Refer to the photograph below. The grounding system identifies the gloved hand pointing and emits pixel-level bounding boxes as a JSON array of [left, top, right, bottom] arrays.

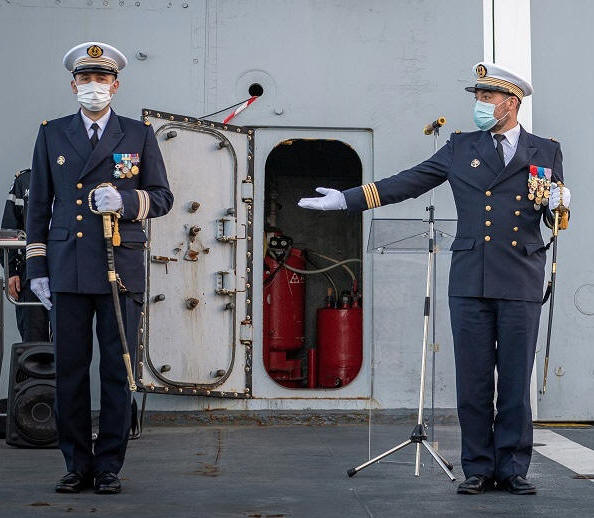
[[297, 187, 347, 211], [94, 185, 123, 212], [31, 277, 52, 310]]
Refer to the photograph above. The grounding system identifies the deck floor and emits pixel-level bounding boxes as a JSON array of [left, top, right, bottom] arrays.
[[1, 422, 593, 517]]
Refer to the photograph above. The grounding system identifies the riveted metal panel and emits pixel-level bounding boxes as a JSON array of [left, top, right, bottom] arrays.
[[136, 109, 254, 398]]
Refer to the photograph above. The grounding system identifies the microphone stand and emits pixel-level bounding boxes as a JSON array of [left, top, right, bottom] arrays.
[[347, 119, 455, 481]]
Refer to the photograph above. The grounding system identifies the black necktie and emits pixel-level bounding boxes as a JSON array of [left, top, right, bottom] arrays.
[[89, 122, 99, 149], [494, 133, 506, 166]]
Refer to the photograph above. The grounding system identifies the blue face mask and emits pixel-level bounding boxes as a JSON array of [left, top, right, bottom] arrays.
[[473, 98, 510, 131]]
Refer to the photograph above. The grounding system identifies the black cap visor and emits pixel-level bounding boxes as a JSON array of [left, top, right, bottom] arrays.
[[465, 84, 511, 95], [73, 65, 118, 77]]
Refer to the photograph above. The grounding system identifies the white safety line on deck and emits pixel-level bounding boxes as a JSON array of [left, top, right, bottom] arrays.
[[534, 429, 594, 482]]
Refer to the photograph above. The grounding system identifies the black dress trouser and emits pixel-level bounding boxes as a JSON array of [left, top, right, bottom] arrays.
[[51, 291, 142, 476], [449, 296, 541, 481]]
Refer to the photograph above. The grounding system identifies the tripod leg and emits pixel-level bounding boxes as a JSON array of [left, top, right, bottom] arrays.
[[347, 439, 413, 477], [434, 447, 454, 471], [422, 440, 456, 481]]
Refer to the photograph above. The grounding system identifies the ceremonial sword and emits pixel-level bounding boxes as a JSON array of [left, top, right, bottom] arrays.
[[89, 182, 137, 392], [541, 182, 568, 394]]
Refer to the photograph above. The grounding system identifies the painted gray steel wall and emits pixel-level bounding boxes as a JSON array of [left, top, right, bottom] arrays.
[[532, 1, 593, 420], [0, 0, 482, 410]]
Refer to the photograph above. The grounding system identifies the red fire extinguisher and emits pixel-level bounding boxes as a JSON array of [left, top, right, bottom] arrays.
[[263, 236, 306, 387], [316, 290, 363, 388]]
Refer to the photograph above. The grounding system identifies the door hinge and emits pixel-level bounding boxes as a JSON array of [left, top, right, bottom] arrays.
[[240, 319, 253, 344], [241, 179, 254, 203]]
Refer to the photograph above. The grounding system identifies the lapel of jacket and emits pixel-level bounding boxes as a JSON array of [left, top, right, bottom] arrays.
[[78, 110, 125, 181], [488, 126, 537, 189], [471, 130, 503, 177], [64, 111, 93, 162]]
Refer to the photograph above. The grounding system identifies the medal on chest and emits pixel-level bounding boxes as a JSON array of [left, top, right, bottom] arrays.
[[113, 153, 140, 179], [528, 165, 552, 210]]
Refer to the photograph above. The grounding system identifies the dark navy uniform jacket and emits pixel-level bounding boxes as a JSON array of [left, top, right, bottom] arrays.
[[26, 110, 173, 294], [343, 127, 563, 303], [1, 168, 31, 277]]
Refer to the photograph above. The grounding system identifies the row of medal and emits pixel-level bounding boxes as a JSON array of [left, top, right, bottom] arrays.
[[113, 153, 140, 179], [528, 165, 552, 210]]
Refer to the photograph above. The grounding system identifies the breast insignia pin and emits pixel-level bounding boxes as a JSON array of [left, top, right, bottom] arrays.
[[471, 158, 480, 168], [57, 155, 65, 166]]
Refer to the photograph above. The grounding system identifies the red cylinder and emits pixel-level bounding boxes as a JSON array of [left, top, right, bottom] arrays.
[[316, 307, 363, 388], [263, 248, 306, 386]]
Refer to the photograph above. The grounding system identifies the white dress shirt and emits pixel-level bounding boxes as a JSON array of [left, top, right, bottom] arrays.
[[80, 108, 111, 140], [491, 123, 520, 166]]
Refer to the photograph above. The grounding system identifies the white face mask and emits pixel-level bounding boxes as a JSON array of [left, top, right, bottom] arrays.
[[75, 81, 113, 111]]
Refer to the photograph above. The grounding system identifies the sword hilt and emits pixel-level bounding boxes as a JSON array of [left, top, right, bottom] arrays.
[[89, 183, 121, 246]]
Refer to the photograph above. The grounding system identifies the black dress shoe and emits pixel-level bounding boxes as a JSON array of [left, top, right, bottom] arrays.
[[94, 472, 121, 494], [499, 475, 537, 495], [457, 474, 495, 494], [55, 472, 92, 493]]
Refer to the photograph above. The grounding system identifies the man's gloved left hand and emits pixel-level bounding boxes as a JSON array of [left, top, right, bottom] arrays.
[[550, 182, 571, 210], [298, 187, 347, 211], [94, 186, 123, 212], [31, 277, 52, 310]]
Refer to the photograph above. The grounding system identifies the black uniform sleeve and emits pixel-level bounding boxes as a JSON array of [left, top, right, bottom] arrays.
[[119, 124, 174, 221], [25, 124, 54, 280], [342, 134, 454, 211]]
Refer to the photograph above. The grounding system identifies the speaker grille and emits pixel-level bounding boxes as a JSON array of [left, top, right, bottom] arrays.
[[13, 382, 58, 445]]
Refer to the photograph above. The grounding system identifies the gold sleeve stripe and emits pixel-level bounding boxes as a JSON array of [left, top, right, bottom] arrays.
[[26, 243, 47, 259], [369, 183, 381, 208], [362, 183, 381, 209], [135, 190, 150, 220], [361, 184, 373, 209]]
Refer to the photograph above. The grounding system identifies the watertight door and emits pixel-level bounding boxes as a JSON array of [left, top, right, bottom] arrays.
[[136, 109, 255, 399]]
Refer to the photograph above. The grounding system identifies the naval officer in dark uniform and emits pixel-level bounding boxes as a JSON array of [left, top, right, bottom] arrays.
[[298, 63, 571, 495], [26, 42, 173, 494], [1, 168, 50, 341]]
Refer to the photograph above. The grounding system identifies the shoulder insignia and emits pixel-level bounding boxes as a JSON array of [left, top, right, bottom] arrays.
[[41, 120, 47, 126], [455, 129, 461, 134], [144, 119, 151, 126], [549, 137, 558, 143]]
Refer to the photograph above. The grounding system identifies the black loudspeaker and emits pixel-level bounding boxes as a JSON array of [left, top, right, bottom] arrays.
[[6, 342, 58, 448]]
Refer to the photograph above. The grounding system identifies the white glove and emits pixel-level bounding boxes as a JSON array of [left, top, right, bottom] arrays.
[[550, 182, 571, 210], [297, 187, 347, 211], [30, 277, 52, 310], [94, 186, 123, 212]]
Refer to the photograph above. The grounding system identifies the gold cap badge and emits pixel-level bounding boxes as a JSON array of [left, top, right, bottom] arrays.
[[476, 64, 487, 78], [87, 45, 103, 58]]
